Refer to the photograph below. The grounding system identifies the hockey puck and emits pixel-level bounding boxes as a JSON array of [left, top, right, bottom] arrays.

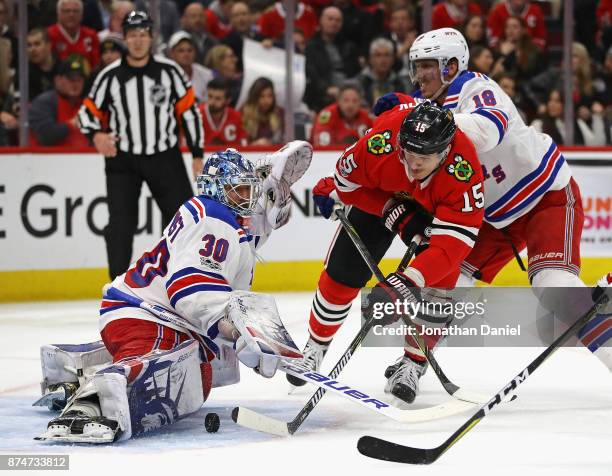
[[205, 412, 220, 433]]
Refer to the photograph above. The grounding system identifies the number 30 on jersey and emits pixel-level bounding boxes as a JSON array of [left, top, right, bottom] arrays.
[[461, 183, 484, 212]]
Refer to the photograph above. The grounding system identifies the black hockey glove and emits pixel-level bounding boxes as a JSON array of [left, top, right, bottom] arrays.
[[382, 199, 433, 246], [364, 272, 421, 327]]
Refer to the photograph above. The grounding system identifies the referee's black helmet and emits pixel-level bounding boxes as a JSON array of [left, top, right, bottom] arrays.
[[122, 11, 153, 35]]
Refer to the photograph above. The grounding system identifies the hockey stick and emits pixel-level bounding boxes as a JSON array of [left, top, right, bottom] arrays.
[[357, 291, 611, 464], [334, 207, 497, 405]]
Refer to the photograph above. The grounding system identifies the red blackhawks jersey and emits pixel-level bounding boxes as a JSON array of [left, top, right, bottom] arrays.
[[47, 24, 100, 69], [431, 2, 482, 30], [311, 104, 373, 146], [199, 104, 247, 148], [257, 2, 318, 40], [333, 103, 484, 287]]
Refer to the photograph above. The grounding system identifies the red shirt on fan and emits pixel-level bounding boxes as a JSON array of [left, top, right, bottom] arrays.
[[206, 9, 231, 40], [487, 1, 547, 49], [431, 2, 482, 30], [198, 103, 247, 148], [257, 2, 318, 40], [47, 24, 100, 69], [311, 103, 373, 146], [332, 100, 484, 287]]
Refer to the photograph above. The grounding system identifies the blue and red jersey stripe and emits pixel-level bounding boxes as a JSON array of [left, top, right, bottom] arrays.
[[485, 142, 565, 223], [166, 267, 232, 308]]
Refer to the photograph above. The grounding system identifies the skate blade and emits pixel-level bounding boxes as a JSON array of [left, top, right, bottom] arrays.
[[34, 433, 114, 444]]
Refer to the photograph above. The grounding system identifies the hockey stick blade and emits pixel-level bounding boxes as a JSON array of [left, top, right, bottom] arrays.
[[357, 292, 610, 464], [233, 397, 477, 436]]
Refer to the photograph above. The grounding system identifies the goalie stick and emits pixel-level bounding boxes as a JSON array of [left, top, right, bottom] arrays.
[[356, 290, 611, 465]]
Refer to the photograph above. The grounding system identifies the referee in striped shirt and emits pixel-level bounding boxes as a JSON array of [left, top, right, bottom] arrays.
[[79, 11, 205, 279]]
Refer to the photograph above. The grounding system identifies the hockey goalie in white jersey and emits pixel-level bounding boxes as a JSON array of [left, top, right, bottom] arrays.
[[372, 27, 612, 383], [34, 142, 313, 443]]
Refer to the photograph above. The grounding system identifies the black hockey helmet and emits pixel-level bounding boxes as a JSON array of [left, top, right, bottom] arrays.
[[398, 101, 456, 155], [122, 10, 153, 35]]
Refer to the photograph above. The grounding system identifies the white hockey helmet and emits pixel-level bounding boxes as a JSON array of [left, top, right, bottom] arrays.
[[408, 28, 469, 84]]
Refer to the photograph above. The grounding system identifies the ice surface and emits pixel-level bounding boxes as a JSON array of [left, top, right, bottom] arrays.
[[0, 294, 611, 476]]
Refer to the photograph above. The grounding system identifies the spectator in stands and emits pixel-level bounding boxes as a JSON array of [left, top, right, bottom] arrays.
[[205, 44, 242, 107], [199, 77, 247, 147], [257, 1, 318, 42], [384, 5, 419, 73], [461, 14, 487, 48], [81, 0, 113, 32], [98, 1, 134, 41], [432, 0, 482, 31], [222, 2, 258, 71], [0, 0, 16, 68], [333, 0, 384, 60], [28, 27, 60, 100], [304, 6, 360, 112], [206, 0, 234, 39], [488, 0, 547, 50], [29, 58, 89, 147], [48, 0, 100, 69], [597, 0, 612, 57], [135, 0, 180, 41], [354, 37, 411, 109], [311, 83, 372, 146], [241, 77, 284, 145], [529, 42, 598, 110], [468, 45, 504, 76], [531, 88, 607, 145], [85, 34, 124, 94], [594, 46, 612, 107], [496, 16, 546, 81], [168, 31, 213, 102], [494, 71, 528, 121], [181, 2, 218, 64], [0, 37, 16, 146]]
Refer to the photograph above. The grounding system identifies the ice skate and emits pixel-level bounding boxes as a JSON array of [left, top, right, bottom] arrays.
[[36, 407, 120, 444], [384, 356, 427, 405], [286, 338, 329, 389]]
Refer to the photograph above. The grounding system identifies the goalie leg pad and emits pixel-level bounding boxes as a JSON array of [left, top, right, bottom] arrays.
[[38, 341, 112, 396], [63, 339, 206, 441]]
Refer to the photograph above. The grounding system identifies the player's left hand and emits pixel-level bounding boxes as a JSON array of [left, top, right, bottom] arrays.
[[313, 176, 339, 219], [382, 199, 432, 246], [373, 92, 402, 116]]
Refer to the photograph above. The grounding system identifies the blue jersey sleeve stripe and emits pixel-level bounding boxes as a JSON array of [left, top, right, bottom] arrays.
[[169, 284, 232, 308], [472, 108, 505, 144], [166, 267, 227, 288], [183, 201, 200, 224]]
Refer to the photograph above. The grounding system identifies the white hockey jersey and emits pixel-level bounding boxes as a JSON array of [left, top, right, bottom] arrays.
[[100, 196, 259, 360], [416, 71, 572, 229]]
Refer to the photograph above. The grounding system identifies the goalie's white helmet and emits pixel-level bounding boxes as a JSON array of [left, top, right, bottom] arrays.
[[408, 28, 469, 84]]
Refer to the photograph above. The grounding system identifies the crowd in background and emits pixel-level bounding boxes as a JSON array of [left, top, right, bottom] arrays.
[[0, 0, 611, 148]]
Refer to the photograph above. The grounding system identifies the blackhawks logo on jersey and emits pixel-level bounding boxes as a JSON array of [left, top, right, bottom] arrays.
[[447, 154, 474, 182], [318, 110, 331, 124], [367, 130, 393, 155]]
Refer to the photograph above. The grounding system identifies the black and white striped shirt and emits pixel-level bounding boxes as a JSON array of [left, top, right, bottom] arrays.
[[79, 55, 204, 157]]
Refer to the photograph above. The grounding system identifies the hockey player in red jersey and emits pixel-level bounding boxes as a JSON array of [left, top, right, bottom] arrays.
[[288, 101, 485, 403]]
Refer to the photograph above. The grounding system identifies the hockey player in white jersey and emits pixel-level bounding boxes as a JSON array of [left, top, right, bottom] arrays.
[[34, 142, 313, 443], [372, 28, 612, 378]]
